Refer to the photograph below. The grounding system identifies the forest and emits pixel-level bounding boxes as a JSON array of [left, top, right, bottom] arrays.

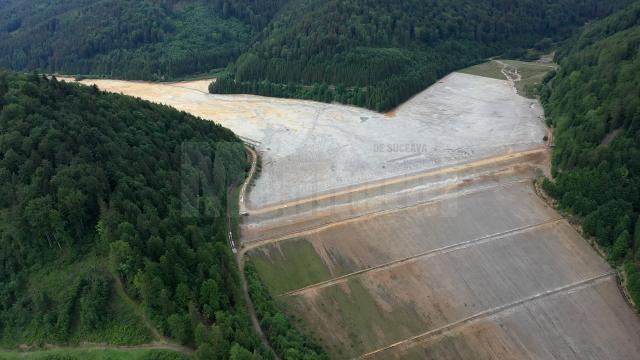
[[541, 0, 640, 306], [0, 71, 266, 358], [245, 263, 328, 360], [210, 0, 633, 111], [0, 0, 633, 110], [0, 0, 287, 80]]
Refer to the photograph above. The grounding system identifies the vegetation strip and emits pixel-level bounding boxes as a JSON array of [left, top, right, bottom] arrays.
[[280, 218, 564, 297], [244, 262, 329, 359], [0, 347, 192, 360], [357, 272, 616, 359], [236, 145, 327, 359]]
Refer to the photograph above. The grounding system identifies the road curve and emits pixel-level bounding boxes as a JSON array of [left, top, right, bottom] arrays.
[[239, 145, 258, 216]]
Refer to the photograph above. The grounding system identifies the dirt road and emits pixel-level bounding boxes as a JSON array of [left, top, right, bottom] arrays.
[[239, 145, 258, 216], [234, 145, 281, 360]]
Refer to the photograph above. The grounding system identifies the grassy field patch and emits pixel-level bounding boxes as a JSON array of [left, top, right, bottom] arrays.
[[501, 59, 557, 97], [458, 61, 506, 80], [286, 278, 426, 358], [249, 239, 332, 295], [459, 59, 557, 98], [0, 348, 190, 360], [1, 257, 153, 348]]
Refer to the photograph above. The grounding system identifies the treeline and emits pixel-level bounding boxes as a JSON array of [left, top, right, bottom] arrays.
[[540, 1, 640, 305], [0, 71, 270, 357], [245, 262, 328, 360], [210, 70, 435, 111], [210, 0, 632, 111], [211, 48, 452, 111], [0, 0, 630, 103], [0, 0, 286, 81]]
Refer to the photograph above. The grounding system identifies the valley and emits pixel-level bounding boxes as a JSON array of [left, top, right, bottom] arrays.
[[61, 59, 640, 359], [1, 1, 639, 359]]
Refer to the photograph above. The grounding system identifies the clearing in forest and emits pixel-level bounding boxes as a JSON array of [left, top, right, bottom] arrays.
[[460, 59, 558, 97]]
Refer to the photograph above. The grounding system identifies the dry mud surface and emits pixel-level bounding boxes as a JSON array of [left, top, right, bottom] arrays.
[[241, 149, 547, 243], [66, 73, 545, 207], [252, 182, 640, 359], [249, 181, 560, 294], [367, 277, 639, 360]]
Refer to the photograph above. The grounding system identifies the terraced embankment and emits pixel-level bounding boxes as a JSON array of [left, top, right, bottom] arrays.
[[63, 72, 546, 208], [245, 176, 640, 359], [236, 70, 640, 358], [62, 63, 640, 359]]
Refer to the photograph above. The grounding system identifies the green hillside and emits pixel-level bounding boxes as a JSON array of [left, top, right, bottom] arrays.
[[210, 0, 631, 111], [0, 0, 286, 80], [0, 71, 262, 357], [0, 0, 632, 111], [0, 348, 190, 360], [541, 1, 640, 306]]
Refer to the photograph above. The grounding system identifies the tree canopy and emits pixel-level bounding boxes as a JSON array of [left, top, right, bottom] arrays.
[[0, 0, 632, 110], [541, 0, 640, 305], [210, 0, 632, 111], [0, 71, 269, 357], [0, 0, 287, 80]]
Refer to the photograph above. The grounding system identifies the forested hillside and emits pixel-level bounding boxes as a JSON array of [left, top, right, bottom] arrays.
[[210, 0, 631, 111], [0, 0, 287, 80], [541, 1, 640, 306], [0, 71, 262, 356], [0, 0, 631, 110]]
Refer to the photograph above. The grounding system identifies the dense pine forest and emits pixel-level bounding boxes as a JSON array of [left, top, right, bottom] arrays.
[[541, 1, 640, 306], [0, 0, 287, 80], [210, 0, 632, 111], [0, 0, 633, 110], [0, 71, 263, 357]]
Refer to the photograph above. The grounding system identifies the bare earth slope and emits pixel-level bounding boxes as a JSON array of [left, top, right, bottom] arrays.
[[246, 178, 640, 359]]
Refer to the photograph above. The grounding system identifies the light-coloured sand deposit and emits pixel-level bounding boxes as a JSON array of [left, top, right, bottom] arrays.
[[65, 73, 546, 207]]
